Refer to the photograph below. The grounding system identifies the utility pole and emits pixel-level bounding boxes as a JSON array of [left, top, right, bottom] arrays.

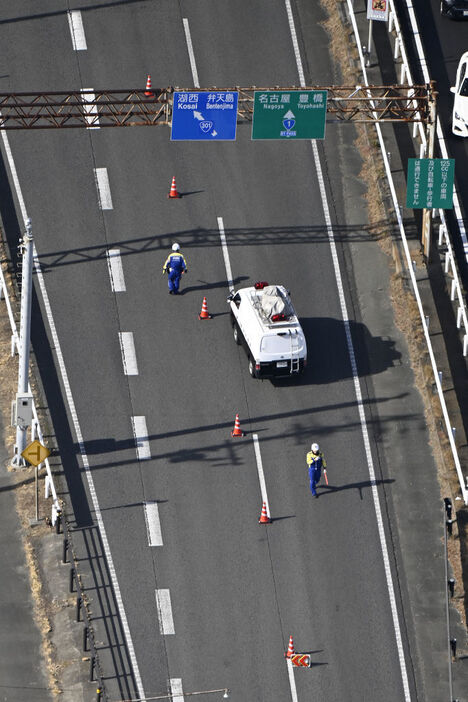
[[12, 218, 34, 466], [422, 83, 438, 260]]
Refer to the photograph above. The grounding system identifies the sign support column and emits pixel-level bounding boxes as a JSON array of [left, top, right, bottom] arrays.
[[12, 219, 33, 466], [422, 85, 437, 260]]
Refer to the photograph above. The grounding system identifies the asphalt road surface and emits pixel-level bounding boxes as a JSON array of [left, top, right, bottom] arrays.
[[0, 1, 442, 700]]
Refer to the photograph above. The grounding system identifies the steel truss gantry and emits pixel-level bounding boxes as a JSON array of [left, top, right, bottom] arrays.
[[0, 84, 434, 129]]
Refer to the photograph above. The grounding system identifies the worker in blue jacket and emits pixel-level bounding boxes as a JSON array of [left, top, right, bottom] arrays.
[[163, 243, 188, 294], [306, 442, 327, 498]]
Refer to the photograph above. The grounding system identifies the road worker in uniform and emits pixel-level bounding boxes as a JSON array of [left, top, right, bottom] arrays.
[[163, 243, 188, 294], [306, 442, 326, 498]]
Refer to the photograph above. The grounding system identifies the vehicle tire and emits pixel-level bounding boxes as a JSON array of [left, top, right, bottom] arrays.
[[233, 323, 242, 345], [248, 357, 257, 378]]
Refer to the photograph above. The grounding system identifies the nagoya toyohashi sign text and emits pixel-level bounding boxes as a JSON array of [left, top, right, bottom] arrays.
[[367, 0, 389, 21]]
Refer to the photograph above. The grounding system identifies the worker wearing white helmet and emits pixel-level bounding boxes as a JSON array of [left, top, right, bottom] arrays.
[[162, 243, 188, 294], [306, 442, 327, 498]]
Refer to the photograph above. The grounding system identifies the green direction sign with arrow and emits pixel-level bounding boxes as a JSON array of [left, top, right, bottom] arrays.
[[252, 90, 328, 140]]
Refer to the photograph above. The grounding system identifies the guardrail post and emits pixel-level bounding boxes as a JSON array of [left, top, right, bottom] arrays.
[[446, 519, 454, 536], [76, 596, 81, 622], [448, 578, 455, 597], [54, 507, 62, 534], [62, 538, 68, 564], [83, 625, 88, 652], [69, 567, 75, 593], [451, 279, 456, 302], [450, 638, 457, 660], [438, 224, 445, 246], [96, 688, 102, 702], [44, 474, 50, 499], [89, 655, 95, 682], [444, 251, 450, 274], [444, 498, 452, 519], [457, 307, 462, 328], [463, 335, 468, 357], [393, 35, 399, 61]]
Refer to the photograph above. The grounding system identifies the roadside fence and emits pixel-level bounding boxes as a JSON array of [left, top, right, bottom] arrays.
[[345, 0, 468, 504], [61, 513, 107, 702]]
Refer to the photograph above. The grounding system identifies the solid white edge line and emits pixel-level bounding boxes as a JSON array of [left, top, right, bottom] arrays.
[[286, 659, 299, 702], [170, 678, 185, 702], [118, 332, 139, 376], [285, 4, 411, 701], [217, 216, 234, 292], [67, 10, 87, 51], [131, 416, 151, 460], [0, 117, 146, 702], [106, 248, 126, 292], [182, 18, 200, 88], [144, 501, 163, 546], [252, 434, 271, 518], [81, 88, 100, 130], [94, 167, 113, 210], [155, 589, 175, 635]]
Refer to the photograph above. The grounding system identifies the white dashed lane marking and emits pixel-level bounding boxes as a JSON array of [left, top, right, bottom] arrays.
[[217, 216, 234, 292], [81, 89, 100, 129], [67, 10, 87, 50], [252, 434, 271, 520], [118, 332, 138, 376], [131, 416, 151, 460], [182, 18, 200, 88], [143, 501, 163, 546], [94, 168, 113, 210], [155, 589, 175, 635], [170, 678, 184, 702], [106, 249, 126, 292]]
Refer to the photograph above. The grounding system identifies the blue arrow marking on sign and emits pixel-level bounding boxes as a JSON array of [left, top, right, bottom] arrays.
[[171, 91, 239, 141]]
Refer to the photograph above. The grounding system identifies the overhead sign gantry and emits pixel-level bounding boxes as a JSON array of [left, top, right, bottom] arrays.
[[0, 84, 433, 130]]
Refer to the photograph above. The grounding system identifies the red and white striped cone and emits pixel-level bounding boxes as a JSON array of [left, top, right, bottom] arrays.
[[285, 636, 295, 659], [167, 176, 181, 199], [258, 501, 271, 524], [198, 297, 212, 320], [231, 413, 244, 437], [145, 74, 154, 96]]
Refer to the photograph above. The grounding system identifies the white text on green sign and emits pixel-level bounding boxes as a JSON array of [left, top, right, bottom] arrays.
[[252, 90, 328, 140]]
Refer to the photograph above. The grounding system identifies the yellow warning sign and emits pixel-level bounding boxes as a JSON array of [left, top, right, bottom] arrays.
[[21, 440, 50, 467]]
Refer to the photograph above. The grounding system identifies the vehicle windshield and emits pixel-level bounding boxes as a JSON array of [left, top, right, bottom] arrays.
[[460, 78, 468, 97]]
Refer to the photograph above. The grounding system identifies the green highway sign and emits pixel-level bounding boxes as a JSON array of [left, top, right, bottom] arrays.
[[252, 90, 327, 140], [406, 158, 455, 209]]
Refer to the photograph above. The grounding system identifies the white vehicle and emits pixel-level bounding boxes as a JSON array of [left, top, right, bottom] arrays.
[[451, 51, 468, 137], [227, 282, 307, 378]]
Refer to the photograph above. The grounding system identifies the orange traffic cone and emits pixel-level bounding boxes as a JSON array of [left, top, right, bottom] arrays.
[[231, 414, 244, 437], [285, 636, 295, 659], [198, 297, 212, 320], [258, 501, 271, 524], [145, 74, 154, 96], [168, 176, 181, 199]]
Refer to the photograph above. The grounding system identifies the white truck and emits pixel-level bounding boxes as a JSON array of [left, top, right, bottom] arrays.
[[227, 282, 307, 379]]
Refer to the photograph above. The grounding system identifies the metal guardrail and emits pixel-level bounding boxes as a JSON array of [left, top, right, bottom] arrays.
[[0, 260, 61, 522], [345, 0, 468, 504]]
